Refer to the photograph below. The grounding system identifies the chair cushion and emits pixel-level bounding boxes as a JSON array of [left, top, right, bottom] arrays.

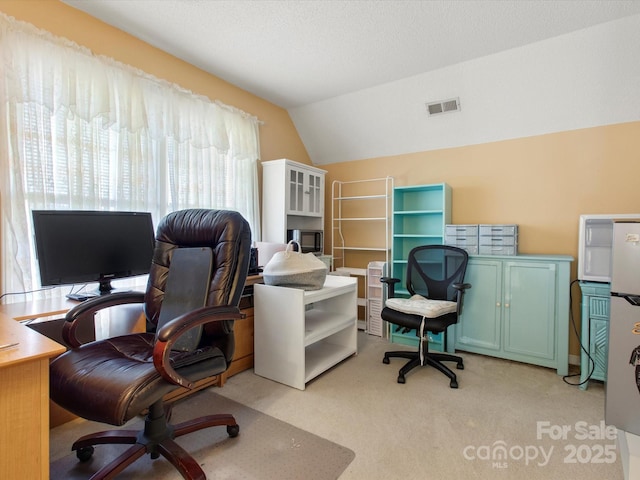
[[50, 332, 228, 426], [385, 294, 457, 318]]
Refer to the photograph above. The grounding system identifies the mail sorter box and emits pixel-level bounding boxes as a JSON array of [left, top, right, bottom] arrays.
[[445, 225, 479, 244], [479, 245, 518, 255], [444, 236, 478, 254], [479, 224, 518, 255], [479, 224, 518, 237], [445, 235, 479, 246], [445, 224, 479, 237], [445, 242, 478, 255], [479, 235, 517, 246], [445, 224, 479, 255]]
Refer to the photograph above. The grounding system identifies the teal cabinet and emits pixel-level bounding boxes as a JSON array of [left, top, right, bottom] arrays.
[[503, 261, 557, 361], [455, 254, 573, 375], [454, 258, 502, 352], [389, 183, 452, 352], [578, 282, 610, 390]]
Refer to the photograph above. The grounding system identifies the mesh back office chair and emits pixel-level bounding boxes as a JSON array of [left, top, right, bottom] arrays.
[[381, 245, 470, 388], [50, 209, 251, 480]]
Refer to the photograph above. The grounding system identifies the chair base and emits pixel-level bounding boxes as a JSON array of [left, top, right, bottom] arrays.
[[383, 349, 464, 388], [72, 400, 239, 480]]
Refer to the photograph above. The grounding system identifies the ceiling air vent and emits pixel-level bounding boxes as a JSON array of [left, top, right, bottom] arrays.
[[426, 97, 460, 116]]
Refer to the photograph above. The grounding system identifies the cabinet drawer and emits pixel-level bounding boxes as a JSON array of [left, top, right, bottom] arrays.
[[479, 224, 518, 236], [479, 235, 517, 246], [445, 235, 479, 246], [445, 224, 479, 236], [368, 300, 382, 316], [478, 245, 517, 255], [444, 243, 478, 255], [368, 268, 383, 278], [368, 286, 382, 300], [589, 297, 610, 319]]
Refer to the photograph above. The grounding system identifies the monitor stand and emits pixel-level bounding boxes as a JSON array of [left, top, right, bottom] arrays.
[[66, 279, 135, 302]]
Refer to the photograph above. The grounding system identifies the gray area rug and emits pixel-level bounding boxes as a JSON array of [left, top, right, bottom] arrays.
[[50, 389, 355, 479]]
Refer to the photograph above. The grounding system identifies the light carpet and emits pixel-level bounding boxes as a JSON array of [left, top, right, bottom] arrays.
[[214, 332, 625, 480], [50, 390, 355, 479]]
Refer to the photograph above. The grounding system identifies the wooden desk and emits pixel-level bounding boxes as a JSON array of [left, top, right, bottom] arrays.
[[0, 296, 81, 322], [164, 274, 261, 402], [0, 275, 261, 479], [0, 308, 65, 480]]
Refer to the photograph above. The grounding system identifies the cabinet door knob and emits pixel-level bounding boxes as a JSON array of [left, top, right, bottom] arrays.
[[496, 302, 501, 307], [505, 303, 510, 308]]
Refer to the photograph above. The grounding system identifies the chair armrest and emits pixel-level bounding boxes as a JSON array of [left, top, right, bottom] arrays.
[[380, 277, 400, 298], [452, 282, 472, 315], [63, 291, 146, 347], [153, 305, 245, 389]]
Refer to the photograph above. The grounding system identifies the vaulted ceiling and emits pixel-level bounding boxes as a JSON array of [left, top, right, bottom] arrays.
[[62, 1, 640, 164]]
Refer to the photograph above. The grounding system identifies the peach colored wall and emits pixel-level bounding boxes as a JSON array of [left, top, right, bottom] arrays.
[[323, 122, 640, 262]]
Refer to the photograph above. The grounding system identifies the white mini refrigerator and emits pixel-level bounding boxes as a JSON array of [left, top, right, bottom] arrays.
[[605, 221, 640, 435]]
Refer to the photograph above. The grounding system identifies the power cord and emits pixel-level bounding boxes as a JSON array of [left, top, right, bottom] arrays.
[[0, 286, 56, 304], [68, 284, 90, 295], [562, 278, 597, 387], [1, 285, 91, 325]]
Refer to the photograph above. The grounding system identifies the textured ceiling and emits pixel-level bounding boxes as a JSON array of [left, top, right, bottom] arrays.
[[61, 0, 640, 109]]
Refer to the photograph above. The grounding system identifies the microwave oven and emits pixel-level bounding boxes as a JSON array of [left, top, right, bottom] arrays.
[[578, 214, 640, 283], [287, 229, 323, 254]]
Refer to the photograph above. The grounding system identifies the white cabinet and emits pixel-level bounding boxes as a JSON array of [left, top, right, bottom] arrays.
[[286, 165, 324, 216], [366, 261, 387, 337], [262, 159, 327, 245], [254, 275, 358, 390]]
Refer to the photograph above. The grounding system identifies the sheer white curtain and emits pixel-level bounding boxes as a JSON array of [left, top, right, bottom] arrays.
[[0, 13, 261, 301]]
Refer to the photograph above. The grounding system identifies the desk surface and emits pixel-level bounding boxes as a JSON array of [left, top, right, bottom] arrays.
[[0, 274, 263, 363], [0, 307, 65, 367], [0, 296, 81, 321]]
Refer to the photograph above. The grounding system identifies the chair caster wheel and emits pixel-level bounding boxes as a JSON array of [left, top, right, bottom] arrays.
[[227, 424, 240, 438], [76, 446, 94, 462], [383, 357, 390, 364], [450, 379, 459, 389], [397, 375, 406, 384], [457, 363, 464, 370]]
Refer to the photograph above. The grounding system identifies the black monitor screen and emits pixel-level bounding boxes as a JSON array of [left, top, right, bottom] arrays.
[[32, 210, 155, 293]]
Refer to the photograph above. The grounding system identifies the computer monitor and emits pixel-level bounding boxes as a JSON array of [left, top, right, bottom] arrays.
[[32, 210, 155, 295]]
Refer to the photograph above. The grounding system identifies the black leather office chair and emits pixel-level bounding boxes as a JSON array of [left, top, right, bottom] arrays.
[[50, 208, 251, 480], [381, 245, 470, 388]]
